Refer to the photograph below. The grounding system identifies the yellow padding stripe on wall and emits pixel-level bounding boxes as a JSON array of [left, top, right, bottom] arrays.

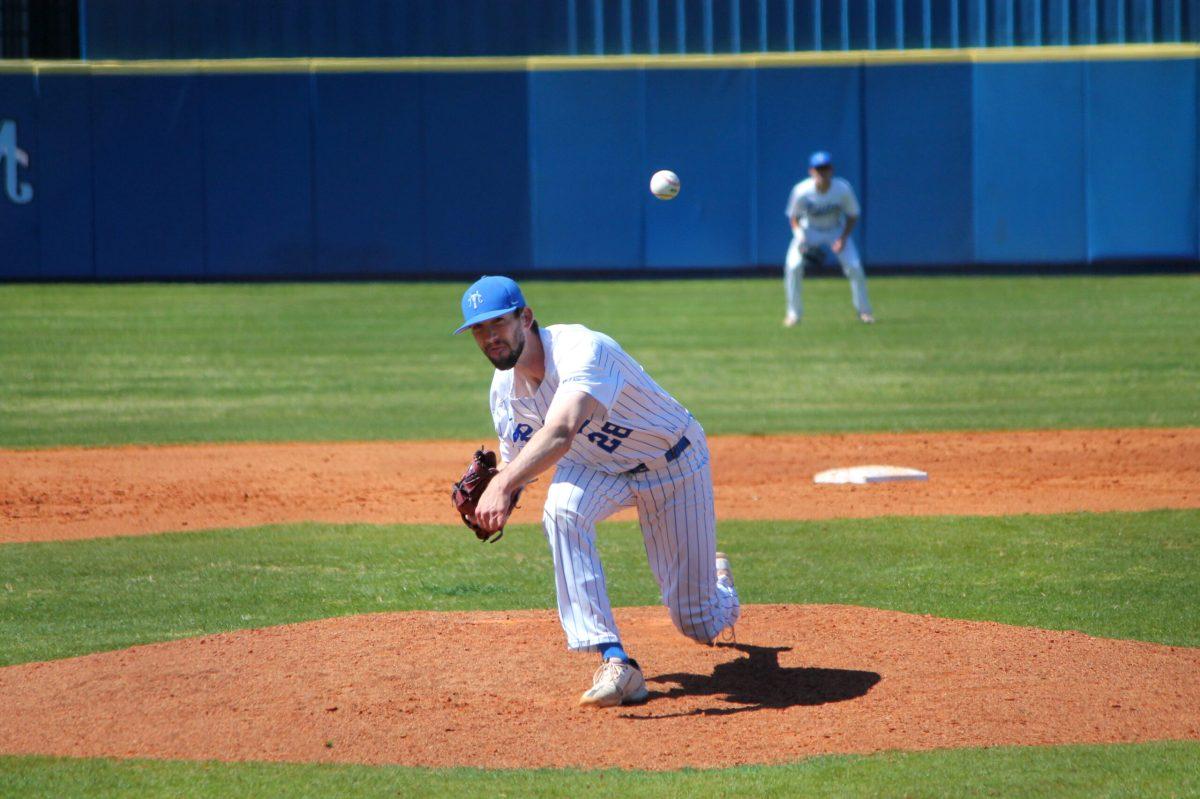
[[1, 42, 1198, 75]]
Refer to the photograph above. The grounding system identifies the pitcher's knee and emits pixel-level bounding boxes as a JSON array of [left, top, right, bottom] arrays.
[[668, 605, 723, 644], [542, 503, 581, 531], [541, 487, 586, 532]]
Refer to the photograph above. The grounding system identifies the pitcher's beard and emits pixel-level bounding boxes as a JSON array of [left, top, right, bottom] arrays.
[[488, 337, 524, 370]]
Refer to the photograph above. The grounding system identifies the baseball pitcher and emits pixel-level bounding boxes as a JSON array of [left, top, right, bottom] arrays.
[[451, 275, 740, 708]]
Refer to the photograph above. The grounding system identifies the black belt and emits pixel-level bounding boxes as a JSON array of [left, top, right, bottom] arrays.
[[625, 435, 691, 475]]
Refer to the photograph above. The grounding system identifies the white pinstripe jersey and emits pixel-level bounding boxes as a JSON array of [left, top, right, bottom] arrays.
[[490, 324, 693, 475]]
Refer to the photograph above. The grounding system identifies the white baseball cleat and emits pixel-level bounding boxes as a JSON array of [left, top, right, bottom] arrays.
[[579, 658, 649, 708], [783, 312, 799, 327], [715, 551, 735, 588], [715, 551, 738, 642], [858, 312, 875, 324]]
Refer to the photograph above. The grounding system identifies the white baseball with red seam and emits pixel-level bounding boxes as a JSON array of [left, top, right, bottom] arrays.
[[649, 170, 680, 200]]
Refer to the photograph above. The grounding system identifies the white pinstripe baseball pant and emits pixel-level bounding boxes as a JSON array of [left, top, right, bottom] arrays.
[[542, 421, 740, 651]]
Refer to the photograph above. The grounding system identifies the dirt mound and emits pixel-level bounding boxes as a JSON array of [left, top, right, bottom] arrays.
[[3, 428, 1198, 542], [1, 604, 1196, 770]]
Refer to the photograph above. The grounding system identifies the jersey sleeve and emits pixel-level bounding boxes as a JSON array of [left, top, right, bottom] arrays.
[[554, 335, 624, 414], [840, 181, 861, 217]]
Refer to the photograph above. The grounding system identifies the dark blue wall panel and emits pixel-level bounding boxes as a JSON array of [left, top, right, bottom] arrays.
[[34, 75, 95, 279], [202, 74, 315, 278], [644, 69, 754, 269], [864, 64, 974, 266], [1085, 59, 1199, 260], [90, 75, 205, 278], [973, 62, 1087, 263], [528, 70, 644, 270], [312, 72, 426, 275], [0, 75, 38, 280], [421, 72, 531, 273], [754, 65, 863, 266]]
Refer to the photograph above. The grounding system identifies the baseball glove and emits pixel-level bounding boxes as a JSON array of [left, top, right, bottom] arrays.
[[800, 246, 828, 270], [451, 447, 520, 543]]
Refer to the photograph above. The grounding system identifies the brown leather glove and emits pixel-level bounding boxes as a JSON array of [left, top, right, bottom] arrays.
[[450, 447, 520, 543]]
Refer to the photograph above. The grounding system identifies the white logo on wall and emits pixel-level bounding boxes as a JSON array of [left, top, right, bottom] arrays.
[[0, 120, 33, 205]]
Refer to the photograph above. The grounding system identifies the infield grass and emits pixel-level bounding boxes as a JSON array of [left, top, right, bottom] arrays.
[[1, 510, 1196, 667], [1, 275, 1197, 447], [2, 741, 1198, 798]]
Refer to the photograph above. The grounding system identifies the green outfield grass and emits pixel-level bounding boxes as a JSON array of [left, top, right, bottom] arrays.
[[3, 741, 1198, 799], [1, 275, 1197, 447], [2, 510, 1196, 667]]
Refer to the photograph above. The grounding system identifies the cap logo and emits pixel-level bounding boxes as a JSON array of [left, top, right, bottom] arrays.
[[468, 291, 484, 309]]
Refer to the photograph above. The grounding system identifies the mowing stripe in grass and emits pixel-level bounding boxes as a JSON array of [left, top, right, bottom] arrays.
[[1, 741, 1197, 798], [1, 510, 1195, 666]]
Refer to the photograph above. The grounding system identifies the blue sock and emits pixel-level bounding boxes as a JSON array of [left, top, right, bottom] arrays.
[[600, 642, 629, 663]]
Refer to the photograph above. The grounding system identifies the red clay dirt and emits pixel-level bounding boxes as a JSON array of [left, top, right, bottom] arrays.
[[2, 427, 1199, 543], [0, 605, 1197, 770], [2, 427, 1199, 769]]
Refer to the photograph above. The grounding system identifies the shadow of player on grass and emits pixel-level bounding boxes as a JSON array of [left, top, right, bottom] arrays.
[[621, 643, 881, 719]]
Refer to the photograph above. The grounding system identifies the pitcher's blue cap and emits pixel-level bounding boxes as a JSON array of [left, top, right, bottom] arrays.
[[809, 150, 833, 169], [454, 275, 526, 334]]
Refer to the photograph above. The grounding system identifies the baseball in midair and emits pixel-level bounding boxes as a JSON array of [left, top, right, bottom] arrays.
[[649, 169, 680, 200]]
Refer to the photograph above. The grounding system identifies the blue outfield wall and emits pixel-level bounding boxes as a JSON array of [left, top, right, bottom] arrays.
[[312, 72, 426, 275], [642, 68, 756, 270], [1086, 59, 1199, 260], [864, 63, 976, 266], [90, 75, 207, 279], [1, 55, 1198, 280], [203, 74, 315, 278], [973, 61, 1089, 263], [528, 70, 644, 270], [35, 76, 94, 279]]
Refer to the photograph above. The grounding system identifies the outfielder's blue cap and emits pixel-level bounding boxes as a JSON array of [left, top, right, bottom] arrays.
[[454, 275, 526, 334], [809, 150, 833, 169]]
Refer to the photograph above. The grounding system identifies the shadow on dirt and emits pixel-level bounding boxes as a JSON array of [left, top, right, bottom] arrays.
[[622, 642, 881, 719]]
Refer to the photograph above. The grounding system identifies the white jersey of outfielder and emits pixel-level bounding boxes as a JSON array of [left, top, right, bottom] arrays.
[[489, 323, 739, 652], [785, 176, 860, 237]]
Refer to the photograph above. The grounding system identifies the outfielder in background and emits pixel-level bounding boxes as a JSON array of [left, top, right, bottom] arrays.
[[784, 150, 874, 326], [456, 275, 740, 708]]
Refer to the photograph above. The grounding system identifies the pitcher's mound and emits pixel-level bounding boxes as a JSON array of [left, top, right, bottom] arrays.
[[1, 605, 1197, 770]]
